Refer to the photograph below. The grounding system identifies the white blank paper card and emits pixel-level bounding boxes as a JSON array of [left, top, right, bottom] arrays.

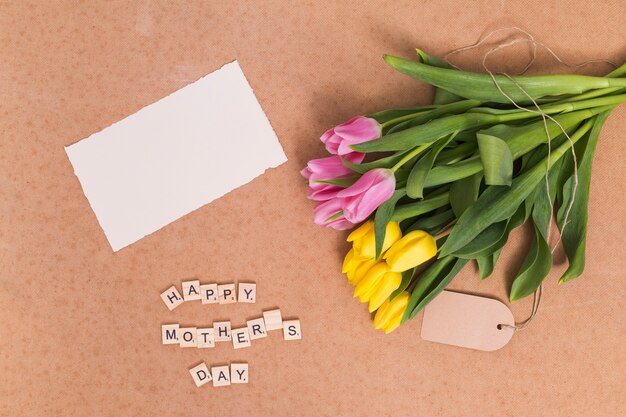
[[65, 61, 287, 251]]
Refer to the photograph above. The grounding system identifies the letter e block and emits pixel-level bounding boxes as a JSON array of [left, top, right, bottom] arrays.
[[160, 285, 184, 311], [238, 283, 256, 303], [189, 362, 212, 387], [211, 365, 231, 387], [231, 363, 249, 384], [283, 320, 302, 341], [231, 327, 251, 349]]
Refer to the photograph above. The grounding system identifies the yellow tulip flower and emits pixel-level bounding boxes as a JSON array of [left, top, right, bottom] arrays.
[[343, 251, 377, 286], [347, 220, 402, 259], [373, 291, 410, 333], [353, 262, 402, 312], [383, 230, 437, 272]]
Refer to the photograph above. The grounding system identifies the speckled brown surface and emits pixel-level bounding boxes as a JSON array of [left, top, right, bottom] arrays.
[[1, 1, 625, 416]]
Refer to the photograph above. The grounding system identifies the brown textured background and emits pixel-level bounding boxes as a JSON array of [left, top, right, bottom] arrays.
[[1, 1, 625, 416]]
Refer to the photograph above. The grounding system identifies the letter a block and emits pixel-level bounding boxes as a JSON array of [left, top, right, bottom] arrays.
[[182, 280, 202, 301], [189, 362, 212, 387], [211, 365, 231, 387]]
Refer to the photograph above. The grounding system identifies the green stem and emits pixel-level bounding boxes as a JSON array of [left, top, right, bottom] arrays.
[[391, 192, 450, 221], [381, 110, 430, 129], [390, 144, 430, 171]]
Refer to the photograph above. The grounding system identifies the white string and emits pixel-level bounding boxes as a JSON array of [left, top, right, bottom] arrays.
[[443, 27, 616, 331]]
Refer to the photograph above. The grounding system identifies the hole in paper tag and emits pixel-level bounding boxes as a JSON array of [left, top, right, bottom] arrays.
[[420, 290, 515, 351]]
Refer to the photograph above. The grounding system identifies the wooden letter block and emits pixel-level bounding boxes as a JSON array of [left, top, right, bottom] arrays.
[[160, 285, 184, 311], [161, 324, 179, 345], [247, 318, 267, 340], [189, 362, 212, 387], [182, 280, 201, 301], [179, 327, 197, 347], [238, 283, 256, 303], [213, 321, 232, 342], [196, 328, 215, 349], [231, 363, 249, 384], [283, 320, 302, 340], [211, 365, 231, 387], [200, 283, 218, 304], [263, 309, 283, 331], [231, 327, 251, 349], [218, 283, 236, 304]]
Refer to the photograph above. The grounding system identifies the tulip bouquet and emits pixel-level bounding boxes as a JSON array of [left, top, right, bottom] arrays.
[[302, 49, 626, 333]]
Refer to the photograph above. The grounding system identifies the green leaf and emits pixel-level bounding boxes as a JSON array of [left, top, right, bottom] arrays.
[[368, 105, 436, 124], [476, 256, 494, 280], [383, 54, 623, 104], [390, 267, 416, 302], [477, 133, 513, 186], [531, 158, 563, 240], [391, 190, 450, 222], [557, 111, 611, 283], [403, 257, 469, 322], [403, 208, 455, 236], [510, 223, 553, 301], [439, 119, 595, 257], [313, 177, 358, 187], [341, 149, 413, 174], [436, 141, 477, 165], [373, 190, 405, 259], [352, 112, 498, 153], [387, 100, 482, 134], [449, 172, 482, 217], [452, 220, 509, 259], [407, 134, 456, 198], [415, 48, 464, 105]]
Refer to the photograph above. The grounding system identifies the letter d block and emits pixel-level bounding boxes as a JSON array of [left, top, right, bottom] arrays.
[[189, 362, 212, 387]]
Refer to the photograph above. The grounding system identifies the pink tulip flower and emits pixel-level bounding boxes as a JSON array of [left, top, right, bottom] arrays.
[[337, 168, 396, 223], [314, 198, 354, 230], [321, 116, 381, 157], [301, 154, 363, 201]]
